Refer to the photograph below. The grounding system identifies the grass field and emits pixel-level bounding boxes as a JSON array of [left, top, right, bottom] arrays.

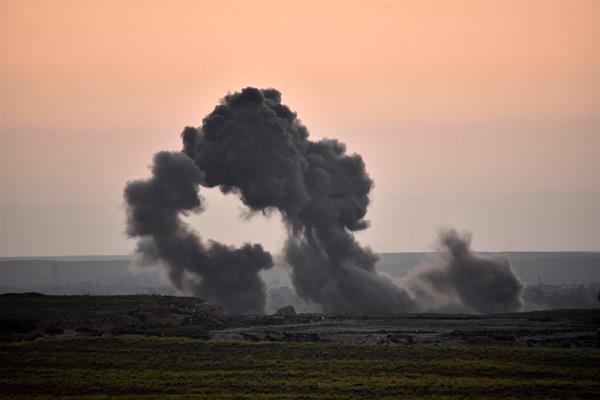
[[1, 336, 599, 399]]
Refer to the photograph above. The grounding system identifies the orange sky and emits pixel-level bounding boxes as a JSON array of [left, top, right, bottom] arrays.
[[1, 1, 599, 255]]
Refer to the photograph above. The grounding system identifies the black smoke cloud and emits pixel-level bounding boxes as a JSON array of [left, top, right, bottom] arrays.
[[124, 151, 273, 315], [404, 228, 524, 314], [125, 87, 524, 315], [181, 87, 417, 313]]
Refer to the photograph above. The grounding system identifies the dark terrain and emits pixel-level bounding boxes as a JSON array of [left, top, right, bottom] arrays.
[[2, 294, 599, 348], [1, 294, 599, 399]]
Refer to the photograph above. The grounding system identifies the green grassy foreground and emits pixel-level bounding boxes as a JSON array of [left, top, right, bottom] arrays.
[[1, 336, 599, 399]]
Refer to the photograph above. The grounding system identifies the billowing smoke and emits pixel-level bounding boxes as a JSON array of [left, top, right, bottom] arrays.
[[125, 87, 524, 315], [124, 151, 273, 314], [179, 87, 417, 313], [403, 228, 524, 314]]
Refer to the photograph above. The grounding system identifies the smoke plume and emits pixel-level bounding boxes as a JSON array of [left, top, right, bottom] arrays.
[[124, 151, 273, 314], [125, 87, 524, 315], [404, 228, 524, 313]]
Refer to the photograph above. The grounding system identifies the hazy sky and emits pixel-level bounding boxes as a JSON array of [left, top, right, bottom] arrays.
[[1, 1, 599, 256]]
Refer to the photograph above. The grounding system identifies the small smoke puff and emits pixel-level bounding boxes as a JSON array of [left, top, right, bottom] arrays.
[[405, 228, 524, 314]]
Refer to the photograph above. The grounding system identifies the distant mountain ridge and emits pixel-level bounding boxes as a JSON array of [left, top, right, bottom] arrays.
[[1, 252, 599, 288], [2, 252, 599, 312], [378, 251, 600, 284], [0, 255, 132, 262]]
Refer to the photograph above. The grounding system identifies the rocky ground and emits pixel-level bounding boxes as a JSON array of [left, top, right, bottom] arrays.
[[214, 311, 600, 348], [1, 293, 598, 349]]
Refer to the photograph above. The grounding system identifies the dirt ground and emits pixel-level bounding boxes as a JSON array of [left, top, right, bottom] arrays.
[[2, 294, 598, 348], [214, 312, 600, 348]]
